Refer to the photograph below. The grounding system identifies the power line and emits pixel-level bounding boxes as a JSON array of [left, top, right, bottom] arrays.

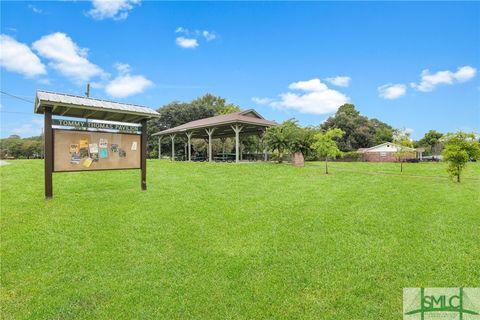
[[0, 91, 34, 104], [0, 111, 32, 115]]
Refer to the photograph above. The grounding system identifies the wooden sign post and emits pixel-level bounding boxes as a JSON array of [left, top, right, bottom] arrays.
[[44, 107, 53, 198], [35, 91, 159, 199]]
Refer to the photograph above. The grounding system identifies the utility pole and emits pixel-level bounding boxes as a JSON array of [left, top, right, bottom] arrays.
[[85, 83, 90, 98], [85, 83, 90, 129]]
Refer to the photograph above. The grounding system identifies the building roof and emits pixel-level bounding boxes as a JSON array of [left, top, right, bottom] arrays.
[[152, 109, 276, 138], [34, 90, 160, 123], [360, 142, 417, 153]]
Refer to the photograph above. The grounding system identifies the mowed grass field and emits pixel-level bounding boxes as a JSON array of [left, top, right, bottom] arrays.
[[1, 160, 479, 319]]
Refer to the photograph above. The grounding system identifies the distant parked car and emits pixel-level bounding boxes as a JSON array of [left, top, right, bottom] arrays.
[[405, 158, 420, 163], [422, 155, 441, 162]]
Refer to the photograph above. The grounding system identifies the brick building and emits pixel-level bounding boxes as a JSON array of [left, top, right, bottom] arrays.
[[359, 142, 418, 162]]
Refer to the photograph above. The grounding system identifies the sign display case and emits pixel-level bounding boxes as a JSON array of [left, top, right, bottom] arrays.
[[53, 129, 141, 172], [34, 90, 160, 199]]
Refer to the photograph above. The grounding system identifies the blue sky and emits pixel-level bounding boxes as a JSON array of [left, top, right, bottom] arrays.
[[1, 1, 479, 139]]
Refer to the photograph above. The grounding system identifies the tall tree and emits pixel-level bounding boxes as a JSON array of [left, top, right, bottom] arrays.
[[147, 94, 241, 157], [321, 104, 393, 151], [371, 118, 394, 145], [191, 93, 240, 115], [312, 128, 345, 174], [416, 130, 443, 155], [442, 131, 480, 182], [0, 135, 43, 159]]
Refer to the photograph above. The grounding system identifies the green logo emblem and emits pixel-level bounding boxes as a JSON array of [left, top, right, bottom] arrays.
[[404, 288, 480, 320]]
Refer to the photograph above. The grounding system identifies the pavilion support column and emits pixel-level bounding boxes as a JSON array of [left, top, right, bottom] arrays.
[[240, 136, 244, 161], [186, 131, 193, 161], [220, 138, 226, 155], [158, 137, 162, 159], [205, 128, 216, 162], [170, 134, 176, 161], [260, 133, 268, 162], [231, 124, 243, 163]]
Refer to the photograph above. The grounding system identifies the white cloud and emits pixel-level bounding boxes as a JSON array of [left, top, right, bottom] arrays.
[[267, 78, 349, 115], [32, 32, 104, 83], [378, 83, 407, 100], [105, 64, 153, 98], [105, 75, 152, 98], [0, 34, 46, 78], [114, 62, 131, 74], [288, 78, 326, 92], [454, 66, 477, 82], [252, 97, 272, 105], [410, 65, 477, 92], [88, 0, 140, 20], [175, 27, 217, 47], [202, 30, 216, 41], [12, 119, 44, 137], [324, 76, 351, 87], [28, 5, 42, 14], [175, 37, 199, 49]]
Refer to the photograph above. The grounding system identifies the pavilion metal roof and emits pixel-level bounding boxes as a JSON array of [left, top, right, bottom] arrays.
[[34, 90, 159, 123], [152, 110, 276, 138]]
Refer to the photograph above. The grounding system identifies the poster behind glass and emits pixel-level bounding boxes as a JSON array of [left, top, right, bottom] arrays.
[[53, 129, 141, 172]]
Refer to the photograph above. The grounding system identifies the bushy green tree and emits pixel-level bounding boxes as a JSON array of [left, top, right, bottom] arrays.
[[288, 125, 316, 157], [264, 120, 316, 165], [0, 135, 43, 159], [372, 125, 394, 146], [312, 128, 345, 174], [147, 94, 241, 157], [442, 132, 480, 182], [416, 130, 443, 155], [263, 119, 297, 163], [321, 104, 393, 151]]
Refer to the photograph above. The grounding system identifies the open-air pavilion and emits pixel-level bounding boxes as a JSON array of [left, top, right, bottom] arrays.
[[152, 110, 276, 162]]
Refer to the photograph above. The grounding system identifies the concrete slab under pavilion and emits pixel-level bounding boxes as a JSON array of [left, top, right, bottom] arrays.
[[152, 110, 276, 162]]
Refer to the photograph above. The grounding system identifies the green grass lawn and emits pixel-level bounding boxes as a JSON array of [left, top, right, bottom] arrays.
[[1, 160, 479, 319]]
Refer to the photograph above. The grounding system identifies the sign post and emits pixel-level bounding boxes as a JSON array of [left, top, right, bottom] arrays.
[[44, 107, 53, 199], [35, 90, 160, 199], [141, 119, 147, 191]]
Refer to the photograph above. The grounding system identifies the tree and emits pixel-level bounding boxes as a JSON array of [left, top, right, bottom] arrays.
[[147, 94, 241, 157], [393, 128, 414, 172], [416, 130, 443, 155], [191, 93, 240, 115], [23, 140, 42, 159], [264, 119, 298, 163], [321, 104, 393, 151], [287, 124, 316, 167], [442, 132, 480, 182], [372, 123, 394, 146], [312, 128, 345, 174], [0, 135, 43, 159]]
